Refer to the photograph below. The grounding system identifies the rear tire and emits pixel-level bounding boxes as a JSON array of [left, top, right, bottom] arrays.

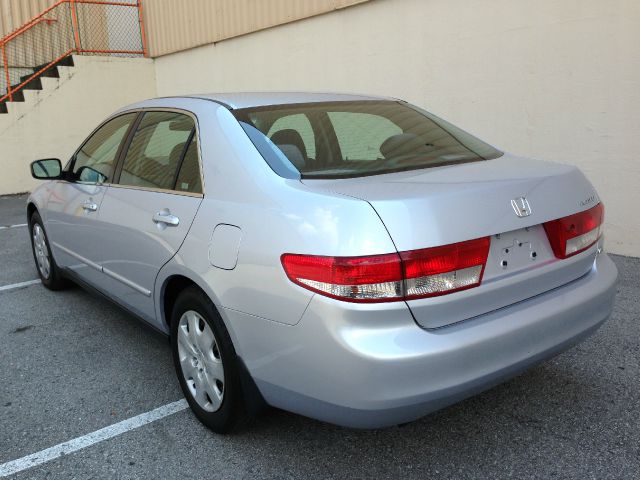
[[170, 286, 248, 433], [29, 211, 68, 290]]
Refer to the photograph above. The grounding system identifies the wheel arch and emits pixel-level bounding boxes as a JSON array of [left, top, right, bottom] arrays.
[[161, 274, 199, 331], [156, 268, 228, 337], [158, 269, 269, 415], [27, 202, 38, 223]]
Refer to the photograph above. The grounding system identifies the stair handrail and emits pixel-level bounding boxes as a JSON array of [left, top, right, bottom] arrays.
[[1, 0, 148, 104]]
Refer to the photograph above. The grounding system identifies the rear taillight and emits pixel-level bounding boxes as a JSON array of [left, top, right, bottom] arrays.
[[543, 203, 604, 259], [281, 237, 490, 303], [400, 237, 490, 299], [280, 252, 403, 302]]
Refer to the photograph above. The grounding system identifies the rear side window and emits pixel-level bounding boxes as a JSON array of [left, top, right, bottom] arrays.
[[119, 111, 195, 190], [73, 113, 137, 184], [175, 136, 202, 194]]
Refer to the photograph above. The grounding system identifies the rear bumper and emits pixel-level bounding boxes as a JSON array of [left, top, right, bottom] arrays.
[[229, 253, 618, 428]]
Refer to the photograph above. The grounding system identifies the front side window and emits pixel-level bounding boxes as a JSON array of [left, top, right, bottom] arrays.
[[234, 101, 503, 179], [72, 113, 137, 184], [119, 111, 195, 190]]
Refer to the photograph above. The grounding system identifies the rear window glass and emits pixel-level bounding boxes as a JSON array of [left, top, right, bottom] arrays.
[[328, 111, 402, 161], [267, 113, 316, 160], [233, 100, 503, 179]]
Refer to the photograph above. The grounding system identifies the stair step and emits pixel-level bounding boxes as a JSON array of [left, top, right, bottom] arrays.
[[6, 90, 25, 102], [33, 61, 64, 77], [18, 75, 43, 90], [1, 54, 73, 111], [57, 55, 74, 67], [37, 64, 60, 79]]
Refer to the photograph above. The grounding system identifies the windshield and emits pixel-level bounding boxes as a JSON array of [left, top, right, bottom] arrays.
[[233, 100, 503, 179]]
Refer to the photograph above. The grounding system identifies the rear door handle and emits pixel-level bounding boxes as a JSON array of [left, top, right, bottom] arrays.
[[82, 201, 98, 212], [153, 210, 180, 227]]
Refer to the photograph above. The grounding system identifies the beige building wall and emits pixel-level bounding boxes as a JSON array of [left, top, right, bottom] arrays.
[[153, 0, 640, 257], [1, 0, 637, 256], [141, 0, 370, 57], [0, 56, 156, 194]]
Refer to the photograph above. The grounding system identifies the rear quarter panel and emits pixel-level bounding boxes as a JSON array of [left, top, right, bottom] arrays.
[[156, 101, 397, 328]]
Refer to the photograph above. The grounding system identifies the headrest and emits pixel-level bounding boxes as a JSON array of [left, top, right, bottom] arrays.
[[169, 119, 193, 132], [380, 133, 427, 159], [270, 129, 308, 160], [276, 144, 306, 169], [169, 142, 187, 163]]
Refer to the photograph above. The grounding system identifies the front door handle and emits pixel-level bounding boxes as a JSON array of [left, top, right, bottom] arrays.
[[82, 201, 98, 212], [153, 210, 180, 227]]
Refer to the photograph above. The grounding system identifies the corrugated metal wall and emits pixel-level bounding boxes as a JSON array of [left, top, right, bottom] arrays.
[[1, 0, 118, 73], [141, 0, 371, 57], [2, 0, 371, 58], [0, 0, 58, 38]]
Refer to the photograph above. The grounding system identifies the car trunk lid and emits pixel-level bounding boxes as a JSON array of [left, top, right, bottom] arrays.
[[301, 154, 601, 328]]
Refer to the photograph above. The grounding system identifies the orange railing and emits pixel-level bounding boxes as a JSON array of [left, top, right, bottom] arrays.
[[1, 0, 147, 104]]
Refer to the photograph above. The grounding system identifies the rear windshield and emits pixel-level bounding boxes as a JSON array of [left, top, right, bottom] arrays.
[[233, 100, 503, 180]]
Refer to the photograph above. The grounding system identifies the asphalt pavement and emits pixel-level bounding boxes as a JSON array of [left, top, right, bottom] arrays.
[[1, 193, 638, 479]]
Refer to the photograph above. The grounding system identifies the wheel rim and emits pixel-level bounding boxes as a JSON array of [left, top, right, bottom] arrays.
[[32, 224, 51, 280], [177, 310, 225, 412]]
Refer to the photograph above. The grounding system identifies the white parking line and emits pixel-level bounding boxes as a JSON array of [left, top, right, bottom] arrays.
[[0, 223, 27, 230], [0, 279, 41, 292], [0, 399, 189, 478]]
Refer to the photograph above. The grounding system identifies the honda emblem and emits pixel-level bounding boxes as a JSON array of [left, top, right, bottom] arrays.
[[511, 197, 532, 218]]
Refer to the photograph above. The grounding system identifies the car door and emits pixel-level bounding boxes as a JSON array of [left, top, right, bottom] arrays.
[[46, 112, 138, 287], [96, 110, 203, 323]]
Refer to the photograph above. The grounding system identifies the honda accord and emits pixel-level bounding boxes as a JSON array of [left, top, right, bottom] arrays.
[[27, 93, 618, 432]]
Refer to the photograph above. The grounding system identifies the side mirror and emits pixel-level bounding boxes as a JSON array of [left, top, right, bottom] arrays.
[[30, 159, 62, 180]]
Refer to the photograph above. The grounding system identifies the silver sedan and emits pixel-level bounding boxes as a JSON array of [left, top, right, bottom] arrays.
[[27, 93, 618, 432]]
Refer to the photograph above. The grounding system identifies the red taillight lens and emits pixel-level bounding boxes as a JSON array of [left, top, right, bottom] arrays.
[[400, 237, 490, 299], [543, 203, 604, 259], [281, 237, 490, 303], [281, 252, 403, 303]]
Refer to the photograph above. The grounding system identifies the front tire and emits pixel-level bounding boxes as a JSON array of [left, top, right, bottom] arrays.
[[29, 211, 68, 290], [170, 286, 248, 433]]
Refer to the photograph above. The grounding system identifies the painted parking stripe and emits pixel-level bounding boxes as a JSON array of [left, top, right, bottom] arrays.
[[0, 399, 189, 478], [0, 223, 27, 230], [0, 279, 41, 292]]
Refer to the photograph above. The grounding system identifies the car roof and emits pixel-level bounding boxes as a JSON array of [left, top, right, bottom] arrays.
[[187, 92, 396, 109], [124, 92, 395, 111]]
